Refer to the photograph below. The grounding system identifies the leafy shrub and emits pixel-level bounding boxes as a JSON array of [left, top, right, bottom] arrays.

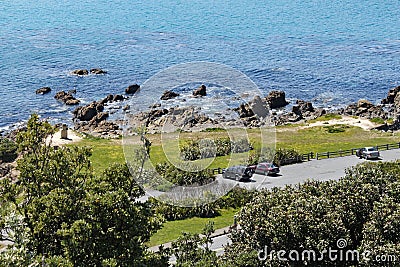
[[180, 140, 201, 161], [323, 124, 349, 133], [273, 148, 302, 166], [180, 138, 252, 161], [0, 138, 18, 162], [155, 162, 215, 186], [149, 198, 220, 221], [369, 117, 385, 124]]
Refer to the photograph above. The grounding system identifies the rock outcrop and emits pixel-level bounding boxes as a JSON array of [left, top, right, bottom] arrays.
[[36, 87, 51, 95], [381, 86, 400, 104], [126, 84, 140, 94], [71, 69, 89, 75], [99, 94, 125, 105], [73, 101, 119, 138], [54, 91, 80, 105], [73, 101, 104, 121], [340, 99, 387, 119], [90, 68, 107, 74], [265, 90, 289, 109], [193, 85, 207, 96], [161, 90, 180, 100]]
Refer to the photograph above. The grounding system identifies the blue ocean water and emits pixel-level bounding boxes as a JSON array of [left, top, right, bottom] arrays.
[[1, 0, 400, 129]]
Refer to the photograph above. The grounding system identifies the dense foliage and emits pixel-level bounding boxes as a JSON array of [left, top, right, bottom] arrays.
[[155, 161, 215, 186], [0, 138, 18, 163], [149, 186, 255, 221], [0, 114, 167, 266], [180, 138, 252, 161]]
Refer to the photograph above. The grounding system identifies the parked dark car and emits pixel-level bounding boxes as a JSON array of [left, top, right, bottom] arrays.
[[222, 166, 253, 181], [248, 162, 280, 176]]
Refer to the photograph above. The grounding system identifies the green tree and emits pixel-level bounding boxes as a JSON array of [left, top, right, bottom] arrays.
[[171, 221, 218, 267], [0, 114, 167, 266]]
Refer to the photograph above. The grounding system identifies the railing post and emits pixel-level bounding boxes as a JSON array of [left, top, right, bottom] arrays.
[[327, 152, 330, 158], [316, 153, 319, 160]]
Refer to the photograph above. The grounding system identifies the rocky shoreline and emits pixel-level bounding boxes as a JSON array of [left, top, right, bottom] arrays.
[[67, 84, 400, 138], [2, 80, 400, 139]]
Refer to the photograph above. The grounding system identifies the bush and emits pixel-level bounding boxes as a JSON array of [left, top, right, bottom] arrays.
[[0, 138, 18, 162], [180, 138, 252, 161], [155, 162, 215, 186], [273, 148, 302, 166], [323, 124, 349, 133]]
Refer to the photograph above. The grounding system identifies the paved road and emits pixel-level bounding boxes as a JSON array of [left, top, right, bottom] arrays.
[[188, 149, 400, 256]]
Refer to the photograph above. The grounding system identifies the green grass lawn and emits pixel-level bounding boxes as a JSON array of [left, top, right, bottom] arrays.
[[147, 208, 239, 247], [72, 125, 400, 172], [68, 136, 124, 174]]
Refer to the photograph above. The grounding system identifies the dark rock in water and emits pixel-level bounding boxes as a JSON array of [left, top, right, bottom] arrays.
[[65, 99, 80, 105], [68, 89, 77, 94], [161, 90, 180, 100], [71, 69, 89, 75], [193, 85, 207, 96], [113, 94, 124, 102], [73, 101, 103, 121], [266, 91, 289, 109], [126, 84, 140, 94], [93, 112, 109, 123], [236, 103, 254, 118], [292, 100, 314, 115], [100, 94, 114, 105], [381, 86, 400, 104], [36, 87, 51, 95], [54, 91, 80, 105], [149, 103, 161, 109], [90, 68, 107, 74], [123, 105, 130, 111]]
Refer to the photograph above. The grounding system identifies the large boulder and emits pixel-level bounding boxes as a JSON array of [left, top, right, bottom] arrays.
[[193, 85, 207, 96], [292, 100, 314, 115], [266, 91, 289, 109], [36, 87, 51, 95], [357, 99, 374, 109], [71, 69, 89, 75], [54, 91, 80, 105], [381, 86, 400, 104], [73, 101, 104, 121], [126, 84, 140, 94], [161, 90, 180, 100], [90, 68, 107, 74]]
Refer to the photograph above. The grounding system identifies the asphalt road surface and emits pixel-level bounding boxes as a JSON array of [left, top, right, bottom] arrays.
[[206, 149, 400, 255]]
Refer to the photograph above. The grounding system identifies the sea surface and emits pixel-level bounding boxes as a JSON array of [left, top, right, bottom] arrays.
[[1, 0, 400, 130]]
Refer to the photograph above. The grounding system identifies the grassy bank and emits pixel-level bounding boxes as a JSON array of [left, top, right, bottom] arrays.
[[147, 208, 239, 247], [73, 125, 400, 172]]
